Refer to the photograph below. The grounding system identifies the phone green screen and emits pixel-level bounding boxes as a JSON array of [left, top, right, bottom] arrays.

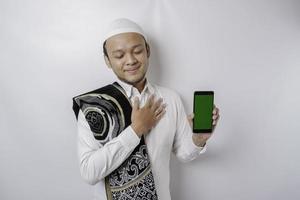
[[193, 91, 214, 133]]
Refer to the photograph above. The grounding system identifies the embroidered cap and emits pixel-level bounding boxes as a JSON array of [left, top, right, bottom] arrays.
[[103, 18, 147, 43]]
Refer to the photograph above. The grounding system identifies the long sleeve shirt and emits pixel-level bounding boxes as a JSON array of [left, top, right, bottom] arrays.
[[76, 78, 207, 200]]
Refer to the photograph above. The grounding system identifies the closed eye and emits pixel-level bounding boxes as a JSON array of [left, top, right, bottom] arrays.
[[113, 54, 124, 59], [134, 49, 144, 54]]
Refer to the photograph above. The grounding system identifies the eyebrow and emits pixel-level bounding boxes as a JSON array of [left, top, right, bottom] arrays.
[[112, 44, 143, 53]]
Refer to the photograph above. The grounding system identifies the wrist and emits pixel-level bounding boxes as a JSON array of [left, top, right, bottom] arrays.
[[192, 135, 207, 147], [194, 140, 206, 147], [199, 142, 206, 147], [131, 123, 143, 138]]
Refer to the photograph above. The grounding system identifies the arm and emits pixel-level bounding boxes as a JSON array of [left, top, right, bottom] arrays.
[[77, 94, 166, 185], [77, 109, 140, 185], [172, 93, 207, 163]]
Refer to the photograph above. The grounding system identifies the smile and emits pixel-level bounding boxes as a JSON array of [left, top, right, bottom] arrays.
[[125, 66, 140, 74]]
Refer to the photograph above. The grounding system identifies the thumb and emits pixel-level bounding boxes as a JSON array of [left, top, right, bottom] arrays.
[[187, 113, 194, 127], [187, 113, 194, 121], [132, 97, 140, 111]]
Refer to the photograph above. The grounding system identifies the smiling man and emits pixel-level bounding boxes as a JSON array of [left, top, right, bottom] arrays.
[[72, 18, 220, 200]]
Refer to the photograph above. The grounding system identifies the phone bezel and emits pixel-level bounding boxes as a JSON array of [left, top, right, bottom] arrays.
[[193, 91, 214, 133]]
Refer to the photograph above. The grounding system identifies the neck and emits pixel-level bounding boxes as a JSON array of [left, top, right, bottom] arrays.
[[133, 77, 146, 93]]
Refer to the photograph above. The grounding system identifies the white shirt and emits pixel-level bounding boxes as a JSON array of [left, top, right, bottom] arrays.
[[76, 78, 207, 200]]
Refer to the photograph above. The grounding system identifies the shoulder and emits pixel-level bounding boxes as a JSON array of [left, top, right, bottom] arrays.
[[151, 84, 182, 103], [73, 85, 109, 98], [72, 84, 112, 100], [71, 84, 113, 119]]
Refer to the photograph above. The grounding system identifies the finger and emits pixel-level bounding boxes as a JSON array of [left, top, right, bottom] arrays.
[[187, 113, 194, 120], [213, 107, 219, 115], [213, 120, 218, 126], [132, 97, 140, 111], [152, 98, 163, 111], [187, 113, 194, 127], [145, 94, 155, 108], [155, 103, 166, 115], [155, 110, 166, 121], [213, 120, 216, 125], [213, 108, 217, 115], [212, 113, 219, 120], [149, 94, 156, 108], [212, 114, 220, 121], [212, 114, 220, 125], [187, 113, 194, 124]]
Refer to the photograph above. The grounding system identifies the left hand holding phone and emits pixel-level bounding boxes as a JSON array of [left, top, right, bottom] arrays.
[[188, 105, 220, 146]]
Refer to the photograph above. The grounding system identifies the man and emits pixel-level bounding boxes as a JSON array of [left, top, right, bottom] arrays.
[[72, 18, 220, 200]]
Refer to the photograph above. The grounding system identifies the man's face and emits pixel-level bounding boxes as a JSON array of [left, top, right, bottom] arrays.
[[104, 32, 150, 86]]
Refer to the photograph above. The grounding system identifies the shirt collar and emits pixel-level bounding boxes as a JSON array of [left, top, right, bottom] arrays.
[[115, 78, 155, 98]]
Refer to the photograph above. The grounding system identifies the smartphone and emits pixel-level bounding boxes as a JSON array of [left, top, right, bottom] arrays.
[[193, 91, 214, 133]]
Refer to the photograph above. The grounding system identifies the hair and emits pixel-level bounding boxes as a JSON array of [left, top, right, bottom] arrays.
[[103, 36, 150, 59]]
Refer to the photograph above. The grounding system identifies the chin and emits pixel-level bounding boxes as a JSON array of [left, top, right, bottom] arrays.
[[124, 75, 145, 85]]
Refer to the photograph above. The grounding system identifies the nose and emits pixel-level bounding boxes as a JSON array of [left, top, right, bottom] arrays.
[[125, 53, 138, 66]]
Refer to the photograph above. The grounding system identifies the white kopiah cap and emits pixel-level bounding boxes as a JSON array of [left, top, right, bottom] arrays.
[[103, 18, 147, 43]]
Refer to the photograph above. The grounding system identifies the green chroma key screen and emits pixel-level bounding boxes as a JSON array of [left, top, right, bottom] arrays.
[[193, 91, 214, 133]]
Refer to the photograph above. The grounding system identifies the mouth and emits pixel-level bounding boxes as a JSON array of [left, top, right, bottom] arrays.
[[125, 66, 140, 74]]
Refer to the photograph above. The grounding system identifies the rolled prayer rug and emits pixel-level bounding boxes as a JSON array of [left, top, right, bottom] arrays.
[[72, 82, 158, 200]]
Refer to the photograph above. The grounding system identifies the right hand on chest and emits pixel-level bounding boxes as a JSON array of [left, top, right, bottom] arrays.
[[131, 94, 167, 137]]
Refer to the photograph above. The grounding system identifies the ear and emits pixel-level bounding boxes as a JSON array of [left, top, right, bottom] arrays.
[[146, 43, 151, 58], [104, 55, 112, 68]]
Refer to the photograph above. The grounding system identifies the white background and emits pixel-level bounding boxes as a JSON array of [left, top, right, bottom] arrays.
[[1, 0, 300, 199]]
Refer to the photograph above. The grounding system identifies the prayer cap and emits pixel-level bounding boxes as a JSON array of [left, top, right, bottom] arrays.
[[103, 18, 147, 43]]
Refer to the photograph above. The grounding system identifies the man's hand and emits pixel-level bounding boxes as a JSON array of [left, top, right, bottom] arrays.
[[131, 94, 166, 137], [188, 105, 220, 147]]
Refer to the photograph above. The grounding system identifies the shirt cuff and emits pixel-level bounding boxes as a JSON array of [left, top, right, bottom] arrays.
[[191, 138, 207, 155], [118, 125, 141, 150]]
